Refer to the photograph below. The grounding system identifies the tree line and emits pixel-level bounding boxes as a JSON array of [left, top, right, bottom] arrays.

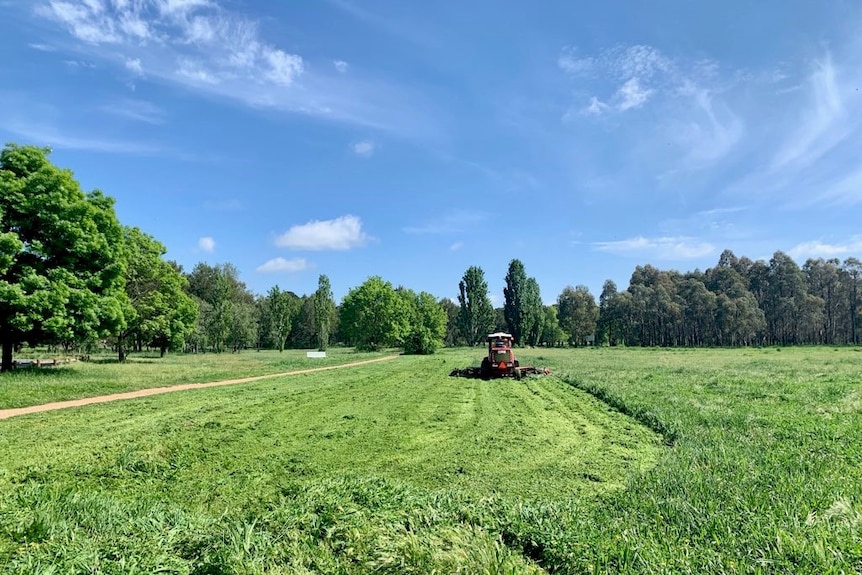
[[3, 144, 862, 372]]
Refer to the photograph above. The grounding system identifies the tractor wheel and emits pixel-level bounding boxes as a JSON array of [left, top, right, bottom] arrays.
[[514, 367, 522, 380], [514, 360, 520, 368], [480, 358, 491, 380]]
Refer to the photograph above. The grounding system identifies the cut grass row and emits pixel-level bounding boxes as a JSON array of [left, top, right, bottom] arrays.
[[2, 346, 861, 573], [0, 348, 386, 409]]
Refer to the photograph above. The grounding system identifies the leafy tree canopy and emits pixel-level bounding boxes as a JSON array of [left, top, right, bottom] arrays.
[[0, 144, 126, 371]]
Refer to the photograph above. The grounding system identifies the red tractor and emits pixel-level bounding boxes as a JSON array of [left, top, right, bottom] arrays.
[[450, 332, 551, 379]]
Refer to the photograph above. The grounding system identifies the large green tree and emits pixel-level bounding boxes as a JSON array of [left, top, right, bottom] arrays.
[[456, 266, 495, 346], [557, 285, 599, 346], [503, 259, 528, 344], [400, 289, 447, 354], [522, 277, 545, 346], [0, 144, 126, 371], [266, 285, 298, 352], [340, 276, 410, 351], [439, 297, 463, 346], [118, 227, 197, 360], [314, 274, 335, 351], [186, 263, 256, 352]]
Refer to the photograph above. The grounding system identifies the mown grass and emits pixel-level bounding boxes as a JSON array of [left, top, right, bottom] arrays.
[[2, 346, 861, 573], [0, 348, 386, 409], [0, 350, 660, 574]]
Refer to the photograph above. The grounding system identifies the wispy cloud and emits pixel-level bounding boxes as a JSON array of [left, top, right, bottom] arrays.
[[615, 77, 652, 111], [723, 47, 862, 206], [404, 211, 485, 235], [125, 57, 143, 75], [334, 59, 348, 73], [449, 241, 464, 251], [275, 215, 369, 251], [1, 120, 163, 155], [583, 96, 610, 116], [29, 42, 55, 51], [353, 140, 374, 156], [561, 44, 673, 115], [559, 42, 747, 175], [788, 237, 862, 260], [593, 236, 715, 260], [770, 53, 850, 172], [197, 236, 215, 252], [256, 257, 311, 273], [34, 0, 436, 136], [557, 47, 594, 75], [99, 98, 166, 124]]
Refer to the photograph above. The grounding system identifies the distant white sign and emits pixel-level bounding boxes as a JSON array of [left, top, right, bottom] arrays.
[[306, 351, 327, 358]]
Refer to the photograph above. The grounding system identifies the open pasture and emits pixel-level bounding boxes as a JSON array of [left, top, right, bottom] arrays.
[[1, 347, 861, 573], [0, 349, 385, 410]]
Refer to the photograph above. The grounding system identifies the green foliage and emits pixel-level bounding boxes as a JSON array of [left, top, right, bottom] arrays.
[[314, 274, 335, 351], [439, 297, 462, 346], [186, 263, 256, 352], [539, 305, 566, 346], [119, 227, 197, 360], [400, 290, 447, 354], [522, 277, 544, 346], [557, 285, 598, 346], [264, 285, 298, 352], [457, 266, 495, 346], [340, 277, 410, 351], [503, 259, 527, 344], [0, 144, 126, 371]]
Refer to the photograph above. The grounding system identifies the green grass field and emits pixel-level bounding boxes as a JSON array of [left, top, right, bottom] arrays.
[[0, 348, 386, 409], [1, 347, 861, 573]]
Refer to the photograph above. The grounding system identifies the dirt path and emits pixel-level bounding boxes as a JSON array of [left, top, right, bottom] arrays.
[[0, 355, 400, 421]]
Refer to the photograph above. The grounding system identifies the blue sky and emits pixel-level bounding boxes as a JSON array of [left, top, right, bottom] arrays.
[[2, 1, 861, 305]]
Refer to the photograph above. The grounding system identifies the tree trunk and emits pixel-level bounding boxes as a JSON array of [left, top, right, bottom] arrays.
[[118, 334, 126, 362], [160, 345, 167, 358], [1, 337, 13, 373]]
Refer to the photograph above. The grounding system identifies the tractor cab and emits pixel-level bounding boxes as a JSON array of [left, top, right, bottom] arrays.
[[482, 332, 518, 377]]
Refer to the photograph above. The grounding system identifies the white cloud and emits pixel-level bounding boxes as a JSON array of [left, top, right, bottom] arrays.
[[664, 87, 744, 166], [255, 257, 310, 273], [558, 47, 594, 75], [449, 241, 464, 251], [582, 96, 609, 116], [593, 236, 714, 260], [334, 59, 349, 73], [28, 42, 56, 51], [770, 53, 849, 172], [197, 236, 215, 252], [125, 57, 143, 75], [33, 0, 435, 136], [616, 78, 653, 111], [264, 49, 304, 86], [788, 237, 862, 260], [275, 215, 369, 251], [353, 140, 374, 156]]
